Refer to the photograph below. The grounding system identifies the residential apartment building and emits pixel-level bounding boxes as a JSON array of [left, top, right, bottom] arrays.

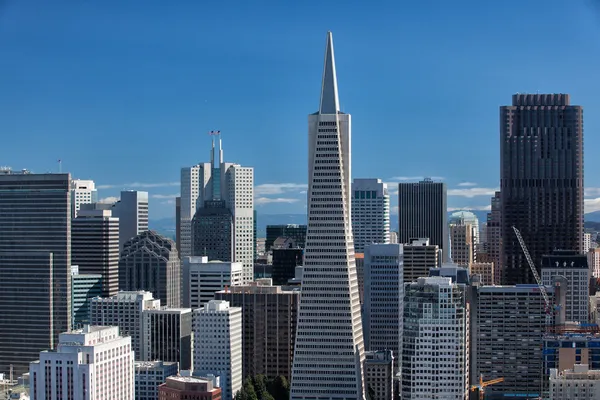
[[351, 178, 390, 253]]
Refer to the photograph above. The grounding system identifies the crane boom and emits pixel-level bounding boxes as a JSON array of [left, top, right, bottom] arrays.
[[512, 226, 551, 309]]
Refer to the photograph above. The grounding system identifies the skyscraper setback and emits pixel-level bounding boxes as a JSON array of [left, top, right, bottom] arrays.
[[500, 94, 584, 285], [290, 32, 366, 399]]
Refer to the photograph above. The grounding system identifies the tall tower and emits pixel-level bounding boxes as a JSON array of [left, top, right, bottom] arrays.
[[351, 178, 390, 252], [290, 32, 366, 400]]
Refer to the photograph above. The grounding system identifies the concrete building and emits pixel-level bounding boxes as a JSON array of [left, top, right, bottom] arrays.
[[0, 170, 71, 376], [215, 279, 300, 380], [290, 32, 366, 400], [398, 179, 449, 262], [265, 225, 307, 251], [469, 262, 495, 285], [351, 178, 390, 253], [135, 361, 179, 400], [70, 179, 97, 219], [111, 190, 149, 250], [181, 257, 244, 309], [90, 291, 160, 360], [449, 222, 475, 267], [389, 231, 398, 244], [29, 326, 134, 400], [402, 238, 441, 283], [549, 365, 600, 400], [501, 94, 584, 285], [158, 376, 222, 400], [119, 231, 181, 307], [363, 244, 403, 364], [193, 300, 242, 400], [541, 250, 589, 323], [449, 211, 480, 247], [363, 350, 394, 400], [144, 308, 193, 371], [486, 191, 502, 284], [71, 266, 102, 329], [402, 276, 469, 399], [588, 248, 600, 279], [72, 205, 120, 296]]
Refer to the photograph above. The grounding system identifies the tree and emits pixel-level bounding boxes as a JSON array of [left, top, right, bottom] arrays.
[[252, 374, 268, 399], [267, 375, 290, 400]]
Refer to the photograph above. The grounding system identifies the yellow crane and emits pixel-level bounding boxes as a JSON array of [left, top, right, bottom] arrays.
[[470, 375, 504, 400]]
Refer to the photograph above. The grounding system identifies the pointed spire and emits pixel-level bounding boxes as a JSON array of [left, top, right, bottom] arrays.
[[319, 31, 340, 114]]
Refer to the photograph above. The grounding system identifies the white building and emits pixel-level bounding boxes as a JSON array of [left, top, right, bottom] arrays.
[[193, 300, 242, 400], [70, 179, 97, 219], [182, 256, 244, 309], [180, 163, 209, 259], [363, 244, 403, 363], [290, 31, 366, 400], [389, 231, 398, 244], [89, 291, 160, 360], [351, 178, 390, 253], [111, 190, 149, 250], [402, 277, 469, 400], [29, 326, 134, 400], [584, 232, 592, 253], [135, 361, 179, 400], [549, 364, 600, 399], [588, 248, 600, 279]]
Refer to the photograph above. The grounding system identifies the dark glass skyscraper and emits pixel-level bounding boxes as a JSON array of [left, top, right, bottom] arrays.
[[500, 94, 584, 285]]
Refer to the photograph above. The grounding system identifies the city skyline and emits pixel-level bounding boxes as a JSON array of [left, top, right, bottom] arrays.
[[3, 2, 600, 219]]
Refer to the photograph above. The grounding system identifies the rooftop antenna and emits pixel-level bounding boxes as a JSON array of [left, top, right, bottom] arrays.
[[57, 159, 62, 173]]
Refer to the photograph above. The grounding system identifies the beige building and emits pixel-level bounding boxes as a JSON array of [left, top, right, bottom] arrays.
[[449, 223, 475, 267], [549, 365, 600, 399], [403, 238, 441, 283], [469, 262, 495, 285]]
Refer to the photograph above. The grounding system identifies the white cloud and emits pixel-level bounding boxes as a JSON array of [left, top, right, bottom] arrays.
[[585, 188, 600, 197], [97, 182, 179, 189], [254, 183, 307, 196], [447, 187, 498, 198], [255, 197, 301, 205], [160, 199, 176, 205], [151, 194, 178, 199], [447, 205, 492, 212], [457, 182, 477, 187], [98, 196, 118, 204], [388, 176, 445, 181], [585, 198, 600, 213]]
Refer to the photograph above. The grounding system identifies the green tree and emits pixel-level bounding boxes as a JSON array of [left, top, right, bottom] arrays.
[[252, 374, 268, 398], [267, 375, 290, 400]]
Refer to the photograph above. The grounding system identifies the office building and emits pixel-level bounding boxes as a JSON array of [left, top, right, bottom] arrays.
[[135, 361, 179, 400], [0, 170, 71, 376], [402, 277, 469, 399], [158, 376, 222, 400], [112, 190, 149, 250], [389, 231, 398, 244], [398, 179, 449, 261], [429, 263, 471, 284], [449, 222, 475, 267], [469, 262, 495, 285], [119, 230, 181, 307], [144, 308, 193, 371], [402, 238, 441, 283], [549, 365, 600, 400], [72, 205, 120, 296], [175, 196, 181, 256], [271, 237, 303, 285], [449, 210, 480, 246], [351, 178, 390, 253], [364, 350, 394, 400], [265, 225, 307, 251], [71, 266, 102, 329], [363, 244, 403, 362], [70, 179, 97, 218], [290, 32, 366, 400], [181, 257, 244, 309], [355, 252, 365, 304], [90, 291, 160, 360], [486, 191, 502, 284], [191, 200, 233, 261], [501, 94, 584, 285], [215, 279, 300, 380], [588, 248, 600, 279], [29, 326, 134, 400], [193, 300, 242, 400], [584, 232, 593, 253]]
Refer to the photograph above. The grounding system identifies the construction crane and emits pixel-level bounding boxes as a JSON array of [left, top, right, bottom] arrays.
[[470, 375, 504, 400]]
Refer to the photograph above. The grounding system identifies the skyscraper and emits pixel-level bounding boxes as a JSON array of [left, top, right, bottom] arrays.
[[0, 169, 71, 376], [112, 190, 149, 250], [144, 307, 193, 371], [70, 179, 97, 219], [486, 191, 502, 284], [351, 178, 390, 253], [501, 93, 584, 285], [398, 179, 449, 261], [290, 32, 366, 400]]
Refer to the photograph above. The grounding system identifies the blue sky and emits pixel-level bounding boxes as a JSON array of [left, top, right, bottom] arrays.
[[2, 0, 600, 219]]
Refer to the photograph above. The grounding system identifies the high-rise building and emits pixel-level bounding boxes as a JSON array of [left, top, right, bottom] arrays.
[[119, 231, 181, 307], [215, 279, 300, 381], [158, 376, 222, 400], [181, 257, 244, 309], [271, 237, 303, 285], [449, 211, 480, 246], [29, 326, 134, 400], [71, 266, 102, 329], [265, 225, 307, 251], [541, 250, 589, 323], [501, 94, 584, 285], [72, 205, 120, 296], [449, 223, 475, 267], [363, 351, 394, 400], [90, 291, 161, 360], [144, 308, 193, 371], [175, 196, 181, 256], [70, 179, 97, 219], [355, 253, 365, 304], [588, 248, 600, 279], [549, 365, 600, 400], [111, 190, 149, 250], [402, 238, 441, 283], [584, 232, 593, 253], [389, 231, 398, 244], [363, 244, 403, 364], [398, 179, 449, 261], [193, 300, 242, 400], [290, 32, 366, 400], [181, 137, 254, 282], [402, 276, 469, 400], [468, 262, 495, 285], [351, 178, 390, 253], [135, 361, 179, 400], [0, 169, 71, 376]]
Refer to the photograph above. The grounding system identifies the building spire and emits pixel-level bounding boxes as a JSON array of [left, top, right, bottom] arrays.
[[319, 31, 339, 114]]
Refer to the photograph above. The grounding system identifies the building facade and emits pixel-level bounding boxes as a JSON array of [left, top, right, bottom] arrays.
[[549, 365, 600, 400], [364, 350, 394, 400], [144, 308, 192, 371], [111, 190, 149, 250], [351, 178, 390, 253], [70, 179, 97, 219], [181, 257, 244, 309], [265, 225, 307, 251], [191, 201, 233, 262], [71, 266, 102, 329], [158, 376, 222, 400], [469, 262, 495, 285], [486, 191, 502, 284], [135, 361, 179, 400], [500, 94, 584, 285], [588, 248, 600, 279], [402, 238, 441, 283], [271, 239, 303, 286], [449, 223, 475, 267]]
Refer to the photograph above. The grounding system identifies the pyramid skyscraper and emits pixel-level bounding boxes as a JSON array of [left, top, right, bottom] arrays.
[[290, 31, 365, 400]]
